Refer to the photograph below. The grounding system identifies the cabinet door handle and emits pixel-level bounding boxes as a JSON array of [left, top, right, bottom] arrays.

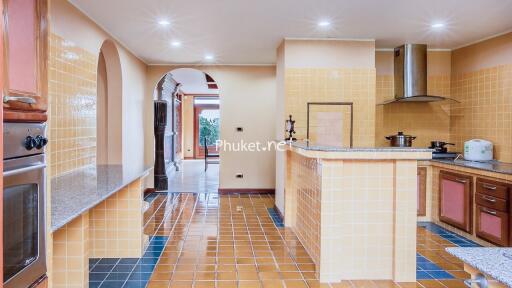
[[455, 178, 467, 183], [3, 95, 36, 104], [482, 208, 497, 215], [482, 184, 497, 190], [482, 196, 496, 203]]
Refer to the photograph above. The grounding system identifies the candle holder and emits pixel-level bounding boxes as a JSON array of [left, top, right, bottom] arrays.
[[285, 115, 296, 141]]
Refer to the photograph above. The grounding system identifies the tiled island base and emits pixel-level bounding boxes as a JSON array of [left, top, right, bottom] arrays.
[[52, 178, 147, 287], [285, 144, 432, 283]]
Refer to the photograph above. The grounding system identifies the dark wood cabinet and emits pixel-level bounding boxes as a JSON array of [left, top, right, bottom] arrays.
[[439, 170, 473, 233], [475, 178, 510, 246], [2, 0, 48, 122], [417, 167, 427, 216]]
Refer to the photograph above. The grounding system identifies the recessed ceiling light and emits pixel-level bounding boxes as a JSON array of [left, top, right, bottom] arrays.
[[171, 41, 182, 47], [431, 22, 445, 29], [204, 54, 215, 61], [317, 20, 331, 28], [158, 19, 171, 26]]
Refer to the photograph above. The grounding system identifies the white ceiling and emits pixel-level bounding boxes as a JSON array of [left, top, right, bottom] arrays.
[[69, 0, 512, 65]]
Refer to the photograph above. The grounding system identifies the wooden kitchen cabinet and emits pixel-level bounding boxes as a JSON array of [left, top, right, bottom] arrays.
[[439, 170, 473, 233], [475, 178, 510, 246], [2, 0, 48, 122], [417, 167, 427, 216]]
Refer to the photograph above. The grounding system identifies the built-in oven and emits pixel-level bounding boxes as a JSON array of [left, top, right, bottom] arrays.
[[3, 123, 48, 288]]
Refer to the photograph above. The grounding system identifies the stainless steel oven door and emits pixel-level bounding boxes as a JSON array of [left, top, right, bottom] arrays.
[[3, 154, 46, 288]]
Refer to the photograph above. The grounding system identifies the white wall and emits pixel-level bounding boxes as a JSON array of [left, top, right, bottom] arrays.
[[146, 65, 277, 190]]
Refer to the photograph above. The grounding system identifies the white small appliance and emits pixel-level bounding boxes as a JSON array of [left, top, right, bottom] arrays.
[[464, 139, 493, 161]]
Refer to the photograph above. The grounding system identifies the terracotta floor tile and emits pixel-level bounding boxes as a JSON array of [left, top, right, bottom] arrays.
[[438, 280, 466, 288], [216, 281, 238, 288], [330, 280, 354, 288], [372, 280, 400, 288], [261, 280, 285, 288], [418, 280, 446, 288], [194, 281, 216, 288], [195, 272, 215, 281], [258, 271, 281, 280], [217, 271, 238, 281], [238, 280, 262, 288], [147, 281, 170, 288], [238, 271, 260, 281], [280, 272, 302, 280], [283, 280, 309, 288], [352, 280, 378, 288], [137, 193, 480, 288], [169, 281, 193, 288], [172, 271, 195, 281]]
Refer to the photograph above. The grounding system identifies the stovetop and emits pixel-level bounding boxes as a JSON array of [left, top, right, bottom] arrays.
[[431, 151, 460, 159]]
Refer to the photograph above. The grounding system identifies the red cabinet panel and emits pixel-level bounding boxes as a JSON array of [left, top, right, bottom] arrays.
[[6, 0, 37, 94], [439, 171, 473, 233], [476, 205, 509, 246], [2, 0, 48, 121]]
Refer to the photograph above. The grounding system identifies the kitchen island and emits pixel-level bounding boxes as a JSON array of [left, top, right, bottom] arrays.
[[50, 165, 151, 288], [285, 141, 432, 283]]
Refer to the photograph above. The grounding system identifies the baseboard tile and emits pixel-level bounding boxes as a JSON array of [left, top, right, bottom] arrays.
[[217, 188, 275, 194]]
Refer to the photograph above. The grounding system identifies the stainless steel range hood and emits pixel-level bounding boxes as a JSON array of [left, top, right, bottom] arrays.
[[380, 44, 458, 104]]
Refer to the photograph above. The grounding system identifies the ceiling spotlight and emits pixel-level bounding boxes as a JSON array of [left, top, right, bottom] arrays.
[[204, 54, 215, 61], [431, 22, 445, 29], [317, 20, 331, 28], [158, 19, 171, 26], [171, 41, 182, 47]]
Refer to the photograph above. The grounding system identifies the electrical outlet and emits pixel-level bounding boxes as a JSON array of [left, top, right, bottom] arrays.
[[236, 127, 243, 132], [236, 173, 244, 179]]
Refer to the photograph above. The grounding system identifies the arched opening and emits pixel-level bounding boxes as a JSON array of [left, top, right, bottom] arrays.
[[97, 40, 122, 165], [153, 68, 220, 192]]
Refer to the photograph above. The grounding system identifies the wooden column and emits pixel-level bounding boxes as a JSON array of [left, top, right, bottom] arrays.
[[154, 100, 168, 191]]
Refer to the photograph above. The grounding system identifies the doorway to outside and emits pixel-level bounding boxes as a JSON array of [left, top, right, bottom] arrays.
[[194, 97, 220, 159], [153, 68, 221, 193]]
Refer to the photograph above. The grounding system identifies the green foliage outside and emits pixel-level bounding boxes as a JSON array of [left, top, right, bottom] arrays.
[[199, 116, 219, 146]]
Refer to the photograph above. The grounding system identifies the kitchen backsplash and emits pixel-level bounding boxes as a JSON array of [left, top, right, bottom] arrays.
[[285, 68, 376, 147], [450, 64, 512, 162], [48, 33, 97, 177], [376, 75, 452, 148]]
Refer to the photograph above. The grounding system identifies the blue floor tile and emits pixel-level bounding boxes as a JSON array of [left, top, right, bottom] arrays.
[[118, 258, 139, 265], [91, 265, 115, 273], [418, 262, 443, 271], [90, 273, 109, 282], [417, 271, 433, 280], [105, 272, 130, 281], [98, 258, 120, 265], [89, 236, 168, 287], [99, 281, 126, 288], [427, 270, 455, 279], [111, 265, 136, 273], [122, 281, 147, 288]]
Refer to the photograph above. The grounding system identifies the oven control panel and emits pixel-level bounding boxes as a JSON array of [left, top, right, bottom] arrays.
[[3, 123, 48, 160]]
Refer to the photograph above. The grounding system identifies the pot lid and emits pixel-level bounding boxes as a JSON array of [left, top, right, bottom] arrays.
[[387, 131, 415, 138]]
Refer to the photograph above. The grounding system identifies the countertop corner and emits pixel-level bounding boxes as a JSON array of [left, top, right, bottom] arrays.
[[446, 247, 512, 287], [51, 165, 152, 232]]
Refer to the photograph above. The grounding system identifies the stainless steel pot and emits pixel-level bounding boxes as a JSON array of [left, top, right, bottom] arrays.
[[385, 131, 416, 147]]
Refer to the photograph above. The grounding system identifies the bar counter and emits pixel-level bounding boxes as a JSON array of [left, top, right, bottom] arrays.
[[285, 141, 432, 283]]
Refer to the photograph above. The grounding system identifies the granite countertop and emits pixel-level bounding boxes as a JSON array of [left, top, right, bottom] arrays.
[[290, 141, 433, 152], [432, 158, 512, 175], [446, 247, 512, 287], [51, 165, 151, 232]]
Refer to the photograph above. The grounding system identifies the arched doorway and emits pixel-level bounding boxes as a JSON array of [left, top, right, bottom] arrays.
[[97, 40, 122, 165], [153, 68, 220, 192]]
